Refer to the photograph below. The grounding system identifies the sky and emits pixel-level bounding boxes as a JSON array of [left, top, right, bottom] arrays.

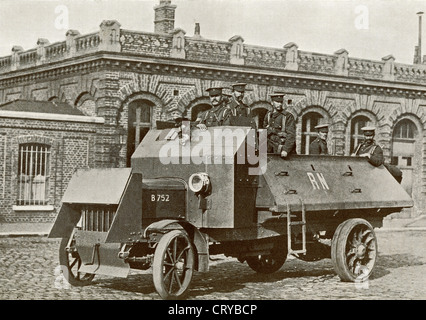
[[1, 0, 426, 64]]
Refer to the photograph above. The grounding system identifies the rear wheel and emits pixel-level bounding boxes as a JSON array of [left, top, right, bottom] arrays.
[[246, 239, 287, 274], [58, 236, 95, 286], [152, 230, 195, 299], [331, 218, 377, 282]]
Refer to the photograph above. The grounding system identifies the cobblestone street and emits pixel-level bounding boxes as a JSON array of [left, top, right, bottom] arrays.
[[0, 230, 425, 300]]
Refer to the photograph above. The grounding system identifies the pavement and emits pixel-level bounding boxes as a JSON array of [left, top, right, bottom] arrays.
[[0, 215, 425, 237]]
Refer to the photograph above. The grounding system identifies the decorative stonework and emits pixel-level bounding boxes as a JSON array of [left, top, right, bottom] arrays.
[[120, 30, 171, 56], [186, 39, 230, 64]]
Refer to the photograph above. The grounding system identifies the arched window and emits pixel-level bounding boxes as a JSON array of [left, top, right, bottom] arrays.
[[17, 143, 51, 205], [350, 115, 370, 153], [391, 119, 418, 195], [127, 100, 153, 167], [190, 103, 211, 122], [251, 107, 269, 129], [301, 112, 323, 155]]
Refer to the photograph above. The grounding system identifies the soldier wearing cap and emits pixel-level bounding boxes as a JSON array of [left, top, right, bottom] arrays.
[[263, 93, 296, 158], [352, 126, 384, 167], [222, 83, 251, 124], [309, 123, 329, 155], [195, 87, 227, 130]]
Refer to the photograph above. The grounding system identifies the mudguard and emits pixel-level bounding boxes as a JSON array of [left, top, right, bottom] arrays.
[[48, 168, 133, 239], [144, 219, 210, 272]]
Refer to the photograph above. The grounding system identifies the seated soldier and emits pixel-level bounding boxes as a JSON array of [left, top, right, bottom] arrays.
[[222, 82, 255, 127], [263, 93, 296, 158], [352, 126, 384, 167], [309, 123, 329, 155], [195, 87, 227, 131]]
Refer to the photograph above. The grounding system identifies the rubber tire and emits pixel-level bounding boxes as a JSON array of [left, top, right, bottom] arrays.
[[58, 237, 95, 286], [331, 218, 377, 282], [152, 230, 195, 299]]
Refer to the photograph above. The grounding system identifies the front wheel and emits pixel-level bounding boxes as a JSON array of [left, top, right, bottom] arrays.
[[58, 236, 95, 286], [152, 230, 195, 299], [331, 218, 378, 282]]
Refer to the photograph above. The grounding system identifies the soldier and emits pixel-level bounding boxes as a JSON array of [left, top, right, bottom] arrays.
[[263, 93, 296, 158], [309, 123, 329, 155], [195, 87, 227, 131], [352, 126, 384, 167], [222, 83, 254, 127]]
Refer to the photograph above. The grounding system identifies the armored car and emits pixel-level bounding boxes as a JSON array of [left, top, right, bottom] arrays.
[[49, 125, 413, 299]]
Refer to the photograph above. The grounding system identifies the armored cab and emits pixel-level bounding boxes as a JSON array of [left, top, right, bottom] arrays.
[[49, 125, 413, 299]]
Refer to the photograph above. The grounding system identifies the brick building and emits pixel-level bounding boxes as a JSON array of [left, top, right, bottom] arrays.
[[0, 0, 425, 223], [0, 100, 104, 223]]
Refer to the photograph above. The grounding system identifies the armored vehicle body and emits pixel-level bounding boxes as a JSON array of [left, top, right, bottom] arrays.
[[49, 125, 413, 299]]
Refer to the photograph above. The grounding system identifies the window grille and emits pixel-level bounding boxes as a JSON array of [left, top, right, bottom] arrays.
[[17, 143, 51, 206]]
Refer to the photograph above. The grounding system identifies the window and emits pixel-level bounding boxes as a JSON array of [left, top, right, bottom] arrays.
[[391, 119, 418, 196], [251, 107, 269, 129], [190, 103, 211, 122], [350, 115, 370, 153], [301, 112, 322, 155], [17, 143, 51, 205], [127, 100, 153, 167], [391, 119, 417, 167], [393, 119, 416, 140]]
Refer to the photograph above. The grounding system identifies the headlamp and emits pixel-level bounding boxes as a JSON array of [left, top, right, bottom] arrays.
[[188, 173, 210, 194]]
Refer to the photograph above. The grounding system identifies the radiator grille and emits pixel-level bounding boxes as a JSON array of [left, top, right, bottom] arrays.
[[80, 205, 117, 232]]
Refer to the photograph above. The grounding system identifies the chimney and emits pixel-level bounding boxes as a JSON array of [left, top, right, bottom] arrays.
[[154, 0, 177, 34], [414, 11, 424, 64], [194, 23, 200, 37]]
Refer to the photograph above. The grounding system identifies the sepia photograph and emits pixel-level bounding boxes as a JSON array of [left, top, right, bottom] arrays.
[[0, 0, 425, 307]]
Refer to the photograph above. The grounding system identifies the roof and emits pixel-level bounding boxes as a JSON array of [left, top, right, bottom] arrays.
[[0, 100, 85, 116]]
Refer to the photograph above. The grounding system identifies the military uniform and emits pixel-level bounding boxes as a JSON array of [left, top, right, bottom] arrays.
[[309, 123, 329, 155], [353, 126, 384, 167], [195, 87, 228, 127], [222, 83, 252, 126], [353, 140, 384, 167], [196, 102, 227, 127], [263, 109, 296, 154], [309, 137, 328, 155]]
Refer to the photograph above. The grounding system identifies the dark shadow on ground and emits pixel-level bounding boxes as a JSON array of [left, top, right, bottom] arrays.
[[370, 253, 425, 280]]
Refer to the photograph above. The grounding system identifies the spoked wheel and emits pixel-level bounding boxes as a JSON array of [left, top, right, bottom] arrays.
[[246, 238, 288, 274], [58, 237, 95, 286], [331, 218, 378, 282], [152, 230, 195, 299]]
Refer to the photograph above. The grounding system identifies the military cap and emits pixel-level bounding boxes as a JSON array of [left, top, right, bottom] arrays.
[[206, 87, 224, 96], [315, 123, 329, 132], [361, 126, 376, 136], [270, 93, 285, 103], [231, 83, 247, 92]]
